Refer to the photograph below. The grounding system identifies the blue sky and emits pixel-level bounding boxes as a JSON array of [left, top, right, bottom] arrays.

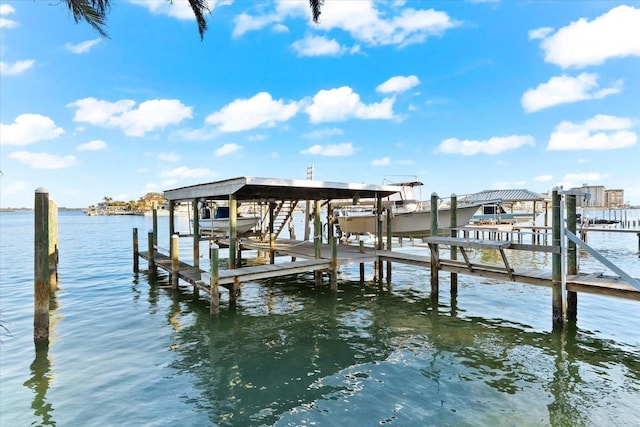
[[1, 0, 639, 208]]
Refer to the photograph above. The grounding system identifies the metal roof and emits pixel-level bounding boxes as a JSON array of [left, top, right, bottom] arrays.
[[461, 189, 546, 204], [163, 176, 401, 202]]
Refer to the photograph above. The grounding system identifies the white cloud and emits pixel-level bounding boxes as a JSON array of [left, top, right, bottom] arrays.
[[129, 0, 229, 21], [547, 114, 637, 151], [234, 1, 459, 47], [372, 157, 391, 166], [528, 27, 553, 40], [521, 73, 621, 113], [1, 114, 64, 146], [3, 180, 27, 195], [0, 4, 17, 28], [77, 139, 107, 151], [536, 5, 640, 68], [300, 142, 357, 156], [436, 135, 535, 155], [158, 151, 180, 162], [8, 151, 77, 169], [205, 92, 299, 132], [215, 143, 243, 156], [160, 166, 213, 179], [68, 97, 192, 136], [291, 35, 346, 57], [563, 172, 607, 182], [303, 127, 344, 139], [535, 174, 554, 182], [305, 86, 395, 123], [65, 38, 102, 54], [376, 75, 420, 94], [0, 59, 35, 76]]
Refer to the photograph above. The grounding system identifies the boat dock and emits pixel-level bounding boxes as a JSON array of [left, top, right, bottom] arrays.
[[133, 177, 640, 330]]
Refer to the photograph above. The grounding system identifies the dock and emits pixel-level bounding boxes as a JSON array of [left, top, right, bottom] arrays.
[[133, 177, 639, 330]]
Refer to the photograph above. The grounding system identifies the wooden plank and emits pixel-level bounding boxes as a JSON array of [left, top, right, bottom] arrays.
[[424, 236, 511, 250]]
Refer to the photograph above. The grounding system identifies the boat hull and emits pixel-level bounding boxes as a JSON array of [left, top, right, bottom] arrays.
[[197, 217, 260, 235], [337, 205, 479, 238]]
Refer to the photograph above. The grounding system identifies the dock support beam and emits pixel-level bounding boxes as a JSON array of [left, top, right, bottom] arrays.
[[133, 228, 139, 273], [386, 209, 392, 282], [450, 194, 458, 295], [269, 201, 276, 264], [566, 194, 578, 322], [210, 244, 220, 315], [551, 188, 564, 329], [429, 193, 439, 300], [171, 234, 179, 289], [192, 199, 199, 269], [152, 203, 158, 247], [169, 200, 175, 255], [148, 231, 156, 274], [314, 200, 322, 287], [229, 195, 238, 269], [34, 188, 50, 344], [376, 195, 383, 281], [330, 236, 338, 290]]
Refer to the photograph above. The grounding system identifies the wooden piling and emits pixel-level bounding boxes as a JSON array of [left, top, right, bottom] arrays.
[[450, 194, 458, 295], [429, 193, 439, 299], [376, 196, 384, 281], [359, 240, 365, 282], [34, 188, 50, 344], [229, 195, 238, 269], [551, 189, 564, 329], [133, 228, 139, 273], [152, 203, 158, 247], [210, 244, 220, 315], [330, 236, 338, 290], [192, 200, 199, 269], [269, 201, 276, 264], [171, 234, 179, 289], [386, 208, 392, 282], [314, 200, 322, 287], [148, 231, 156, 274], [566, 194, 577, 321]]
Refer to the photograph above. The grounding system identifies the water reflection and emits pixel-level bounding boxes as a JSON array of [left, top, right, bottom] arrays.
[[141, 269, 640, 426], [24, 342, 55, 426]]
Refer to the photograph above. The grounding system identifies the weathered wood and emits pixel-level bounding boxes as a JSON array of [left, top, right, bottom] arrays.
[[450, 194, 458, 294], [424, 236, 511, 250], [551, 189, 563, 329], [330, 236, 338, 290], [229, 195, 237, 269], [192, 199, 199, 269], [430, 193, 439, 299], [48, 199, 58, 291], [133, 228, 139, 273], [566, 194, 578, 321], [152, 203, 158, 246], [34, 188, 50, 343], [148, 231, 155, 273], [210, 244, 220, 315], [171, 234, 179, 289], [314, 200, 322, 287]]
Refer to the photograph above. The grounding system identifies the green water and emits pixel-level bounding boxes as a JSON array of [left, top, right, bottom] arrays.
[[1, 212, 639, 426]]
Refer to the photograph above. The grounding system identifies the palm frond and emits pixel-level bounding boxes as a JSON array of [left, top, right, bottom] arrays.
[[309, 0, 323, 23], [65, 0, 111, 38], [185, 0, 210, 40]]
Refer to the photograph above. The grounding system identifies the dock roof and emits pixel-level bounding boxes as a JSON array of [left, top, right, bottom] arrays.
[[461, 189, 547, 204], [164, 176, 401, 202]]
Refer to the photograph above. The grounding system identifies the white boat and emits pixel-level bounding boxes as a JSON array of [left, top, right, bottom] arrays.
[[195, 205, 260, 236], [471, 203, 535, 225], [335, 181, 483, 238]]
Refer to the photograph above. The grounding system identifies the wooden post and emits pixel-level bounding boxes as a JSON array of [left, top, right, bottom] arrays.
[[229, 195, 237, 269], [34, 188, 50, 344], [386, 208, 392, 282], [450, 194, 458, 295], [551, 188, 564, 329], [566, 194, 577, 322], [430, 193, 439, 299], [269, 201, 276, 264], [148, 231, 156, 274], [133, 228, 139, 273], [168, 200, 175, 255], [330, 236, 338, 290], [209, 244, 220, 315], [327, 203, 334, 242], [171, 234, 179, 289], [192, 199, 199, 269], [376, 196, 383, 281], [152, 202, 158, 247], [48, 199, 58, 291], [359, 240, 365, 282], [314, 200, 322, 287]]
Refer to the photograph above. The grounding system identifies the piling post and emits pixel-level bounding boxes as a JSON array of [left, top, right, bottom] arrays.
[[133, 228, 139, 273], [359, 240, 365, 282], [314, 200, 322, 287], [192, 199, 199, 269], [566, 194, 577, 322], [430, 193, 439, 300], [330, 236, 338, 290], [171, 234, 179, 289], [450, 194, 458, 295], [386, 208, 392, 282], [148, 231, 156, 274], [152, 202, 158, 247], [34, 188, 50, 344], [551, 188, 564, 329], [168, 200, 175, 254], [229, 195, 238, 269], [269, 201, 276, 264], [209, 244, 220, 315], [376, 196, 384, 281], [48, 199, 58, 291]]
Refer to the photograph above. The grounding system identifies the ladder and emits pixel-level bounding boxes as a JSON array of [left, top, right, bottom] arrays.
[[262, 200, 299, 240]]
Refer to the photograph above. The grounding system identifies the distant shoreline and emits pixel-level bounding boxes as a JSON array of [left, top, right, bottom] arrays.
[[0, 207, 85, 212]]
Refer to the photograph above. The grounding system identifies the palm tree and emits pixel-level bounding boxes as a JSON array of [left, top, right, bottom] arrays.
[[64, 0, 323, 39]]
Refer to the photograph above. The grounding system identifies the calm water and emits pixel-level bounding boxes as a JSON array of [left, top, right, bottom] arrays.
[[1, 211, 639, 426]]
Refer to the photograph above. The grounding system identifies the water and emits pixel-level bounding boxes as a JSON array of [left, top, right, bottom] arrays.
[[1, 211, 639, 426]]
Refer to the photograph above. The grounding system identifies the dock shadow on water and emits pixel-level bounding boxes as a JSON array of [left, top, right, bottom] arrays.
[[147, 266, 640, 427]]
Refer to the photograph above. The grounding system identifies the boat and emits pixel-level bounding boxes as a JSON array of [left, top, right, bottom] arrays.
[[470, 203, 537, 225], [334, 181, 484, 238], [195, 205, 260, 236]]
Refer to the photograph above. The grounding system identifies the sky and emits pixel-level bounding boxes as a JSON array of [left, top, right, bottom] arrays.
[[0, 0, 639, 208]]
